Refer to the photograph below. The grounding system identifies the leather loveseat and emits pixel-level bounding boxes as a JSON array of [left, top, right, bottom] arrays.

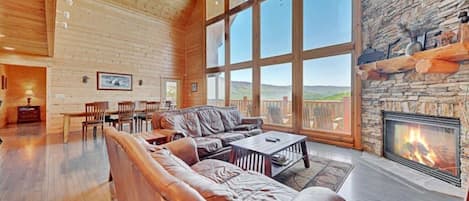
[[152, 105, 263, 159], [104, 127, 345, 201]]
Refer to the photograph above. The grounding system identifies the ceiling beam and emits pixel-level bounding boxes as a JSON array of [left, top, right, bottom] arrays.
[[45, 0, 56, 57]]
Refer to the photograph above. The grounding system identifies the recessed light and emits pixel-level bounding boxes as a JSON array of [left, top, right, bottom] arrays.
[[3, 46, 15, 51]]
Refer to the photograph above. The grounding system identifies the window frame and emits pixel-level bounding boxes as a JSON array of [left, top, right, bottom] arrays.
[[203, 0, 362, 149]]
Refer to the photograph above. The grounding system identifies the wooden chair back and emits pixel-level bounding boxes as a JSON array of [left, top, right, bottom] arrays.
[[136, 101, 147, 111], [85, 102, 107, 123], [118, 101, 135, 121], [145, 101, 160, 114]]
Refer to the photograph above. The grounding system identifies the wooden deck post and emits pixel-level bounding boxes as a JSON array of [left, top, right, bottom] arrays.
[[343, 97, 351, 132]]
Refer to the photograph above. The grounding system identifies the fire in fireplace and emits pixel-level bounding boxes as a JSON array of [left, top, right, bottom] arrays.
[[383, 112, 461, 186]]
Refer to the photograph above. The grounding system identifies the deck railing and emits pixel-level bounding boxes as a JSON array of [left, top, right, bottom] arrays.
[[208, 96, 351, 132]]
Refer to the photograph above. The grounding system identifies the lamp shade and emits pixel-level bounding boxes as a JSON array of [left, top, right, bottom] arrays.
[[25, 89, 34, 97]]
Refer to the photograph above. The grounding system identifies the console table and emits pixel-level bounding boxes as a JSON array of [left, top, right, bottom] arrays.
[[17, 106, 41, 123]]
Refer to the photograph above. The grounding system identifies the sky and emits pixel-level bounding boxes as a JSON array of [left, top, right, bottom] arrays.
[[223, 0, 352, 87]]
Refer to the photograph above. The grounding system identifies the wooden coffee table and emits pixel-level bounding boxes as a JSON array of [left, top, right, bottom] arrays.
[[229, 131, 310, 177]]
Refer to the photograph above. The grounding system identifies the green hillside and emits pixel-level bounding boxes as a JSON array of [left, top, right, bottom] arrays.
[[230, 81, 350, 100]]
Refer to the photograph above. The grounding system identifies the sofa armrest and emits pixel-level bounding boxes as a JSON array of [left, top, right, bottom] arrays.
[[241, 117, 264, 128], [163, 137, 200, 166], [293, 187, 345, 201]]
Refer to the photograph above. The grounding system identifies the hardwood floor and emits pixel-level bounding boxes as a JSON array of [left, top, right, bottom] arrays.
[[0, 123, 463, 201], [0, 123, 114, 201]]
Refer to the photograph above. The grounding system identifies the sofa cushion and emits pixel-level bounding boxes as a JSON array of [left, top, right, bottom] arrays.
[[233, 124, 258, 131], [160, 112, 202, 137], [192, 159, 243, 184], [150, 148, 238, 200], [233, 128, 262, 137], [197, 109, 225, 136], [207, 132, 245, 146], [194, 137, 223, 158], [218, 108, 243, 131], [223, 171, 297, 201]]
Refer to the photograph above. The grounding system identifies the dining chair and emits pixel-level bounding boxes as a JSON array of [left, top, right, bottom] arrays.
[[133, 101, 147, 132], [137, 101, 160, 131], [82, 102, 107, 140], [111, 101, 136, 133]]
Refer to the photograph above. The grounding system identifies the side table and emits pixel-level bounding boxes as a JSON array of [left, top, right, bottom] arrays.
[[134, 130, 172, 145]]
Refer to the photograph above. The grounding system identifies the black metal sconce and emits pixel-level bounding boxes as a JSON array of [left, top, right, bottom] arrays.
[[82, 75, 89, 83], [138, 80, 143, 86]]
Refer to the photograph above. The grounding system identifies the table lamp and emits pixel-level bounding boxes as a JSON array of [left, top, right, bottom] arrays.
[[25, 89, 34, 106]]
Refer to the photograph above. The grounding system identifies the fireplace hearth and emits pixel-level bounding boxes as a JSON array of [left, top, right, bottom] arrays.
[[383, 112, 461, 186]]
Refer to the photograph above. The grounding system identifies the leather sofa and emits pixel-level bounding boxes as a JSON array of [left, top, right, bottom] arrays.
[[152, 105, 263, 159], [104, 127, 345, 201]]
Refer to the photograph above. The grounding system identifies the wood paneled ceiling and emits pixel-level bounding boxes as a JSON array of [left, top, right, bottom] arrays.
[[0, 0, 56, 56], [102, 0, 195, 25]]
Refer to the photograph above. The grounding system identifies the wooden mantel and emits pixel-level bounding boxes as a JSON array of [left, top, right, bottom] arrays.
[[357, 24, 469, 80]]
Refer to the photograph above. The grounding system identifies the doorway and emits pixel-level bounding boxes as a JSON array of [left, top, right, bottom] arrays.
[[0, 64, 47, 128], [161, 78, 181, 109]]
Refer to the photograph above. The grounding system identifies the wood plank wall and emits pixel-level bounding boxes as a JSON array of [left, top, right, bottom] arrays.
[[0, 0, 186, 133], [183, 0, 205, 107]]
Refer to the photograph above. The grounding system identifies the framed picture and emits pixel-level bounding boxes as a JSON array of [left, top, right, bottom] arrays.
[[191, 82, 198, 92], [97, 72, 133, 91]]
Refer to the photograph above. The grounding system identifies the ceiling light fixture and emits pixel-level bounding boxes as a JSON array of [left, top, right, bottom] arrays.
[[0, 34, 5, 38], [3, 46, 15, 51]]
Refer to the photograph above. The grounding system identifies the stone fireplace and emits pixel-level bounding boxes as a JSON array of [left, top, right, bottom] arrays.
[[361, 65, 469, 187], [383, 112, 461, 186]]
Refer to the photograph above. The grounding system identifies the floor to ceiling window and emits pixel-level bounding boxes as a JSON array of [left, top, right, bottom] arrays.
[[205, 0, 357, 147], [207, 72, 225, 106], [261, 63, 292, 127], [230, 68, 252, 116]]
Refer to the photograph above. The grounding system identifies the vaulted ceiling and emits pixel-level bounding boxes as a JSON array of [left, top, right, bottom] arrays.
[[102, 0, 196, 25], [0, 0, 55, 56], [0, 0, 194, 57]]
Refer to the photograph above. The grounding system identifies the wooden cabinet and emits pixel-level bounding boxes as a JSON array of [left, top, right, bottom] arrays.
[[17, 106, 41, 123]]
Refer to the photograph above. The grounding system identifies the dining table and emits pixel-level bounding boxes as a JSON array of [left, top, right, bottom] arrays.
[[60, 109, 145, 143]]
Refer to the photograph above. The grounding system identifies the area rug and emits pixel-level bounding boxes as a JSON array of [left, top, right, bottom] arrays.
[[274, 155, 353, 192]]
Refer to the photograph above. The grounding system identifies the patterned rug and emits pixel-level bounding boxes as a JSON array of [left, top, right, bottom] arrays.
[[274, 155, 353, 192]]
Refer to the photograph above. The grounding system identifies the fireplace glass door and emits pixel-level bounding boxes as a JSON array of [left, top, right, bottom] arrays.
[[383, 112, 460, 186]]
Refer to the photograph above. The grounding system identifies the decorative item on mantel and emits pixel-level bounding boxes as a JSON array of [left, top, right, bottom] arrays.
[[356, 24, 469, 80], [458, 11, 469, 23], [357, 17, 385, 64], [398, 10, 437, 56]]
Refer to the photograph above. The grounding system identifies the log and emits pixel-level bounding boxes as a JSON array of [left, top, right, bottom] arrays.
[[415, 59, 459, 74], [357, 69, 388, 80]]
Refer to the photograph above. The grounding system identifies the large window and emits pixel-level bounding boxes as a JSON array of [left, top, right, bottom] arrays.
[[303, 0, 352, 50], [206, 20, 225, 68], [261, 63, 292, 127], [206, 0, 224, 20], [230, 68, 252, 116], [207, 72, 225, 106], [230, 8, 253, 64], [303, 54, 351, 133], [205, 0, 356, 146], [260, 0, 292, 58]]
